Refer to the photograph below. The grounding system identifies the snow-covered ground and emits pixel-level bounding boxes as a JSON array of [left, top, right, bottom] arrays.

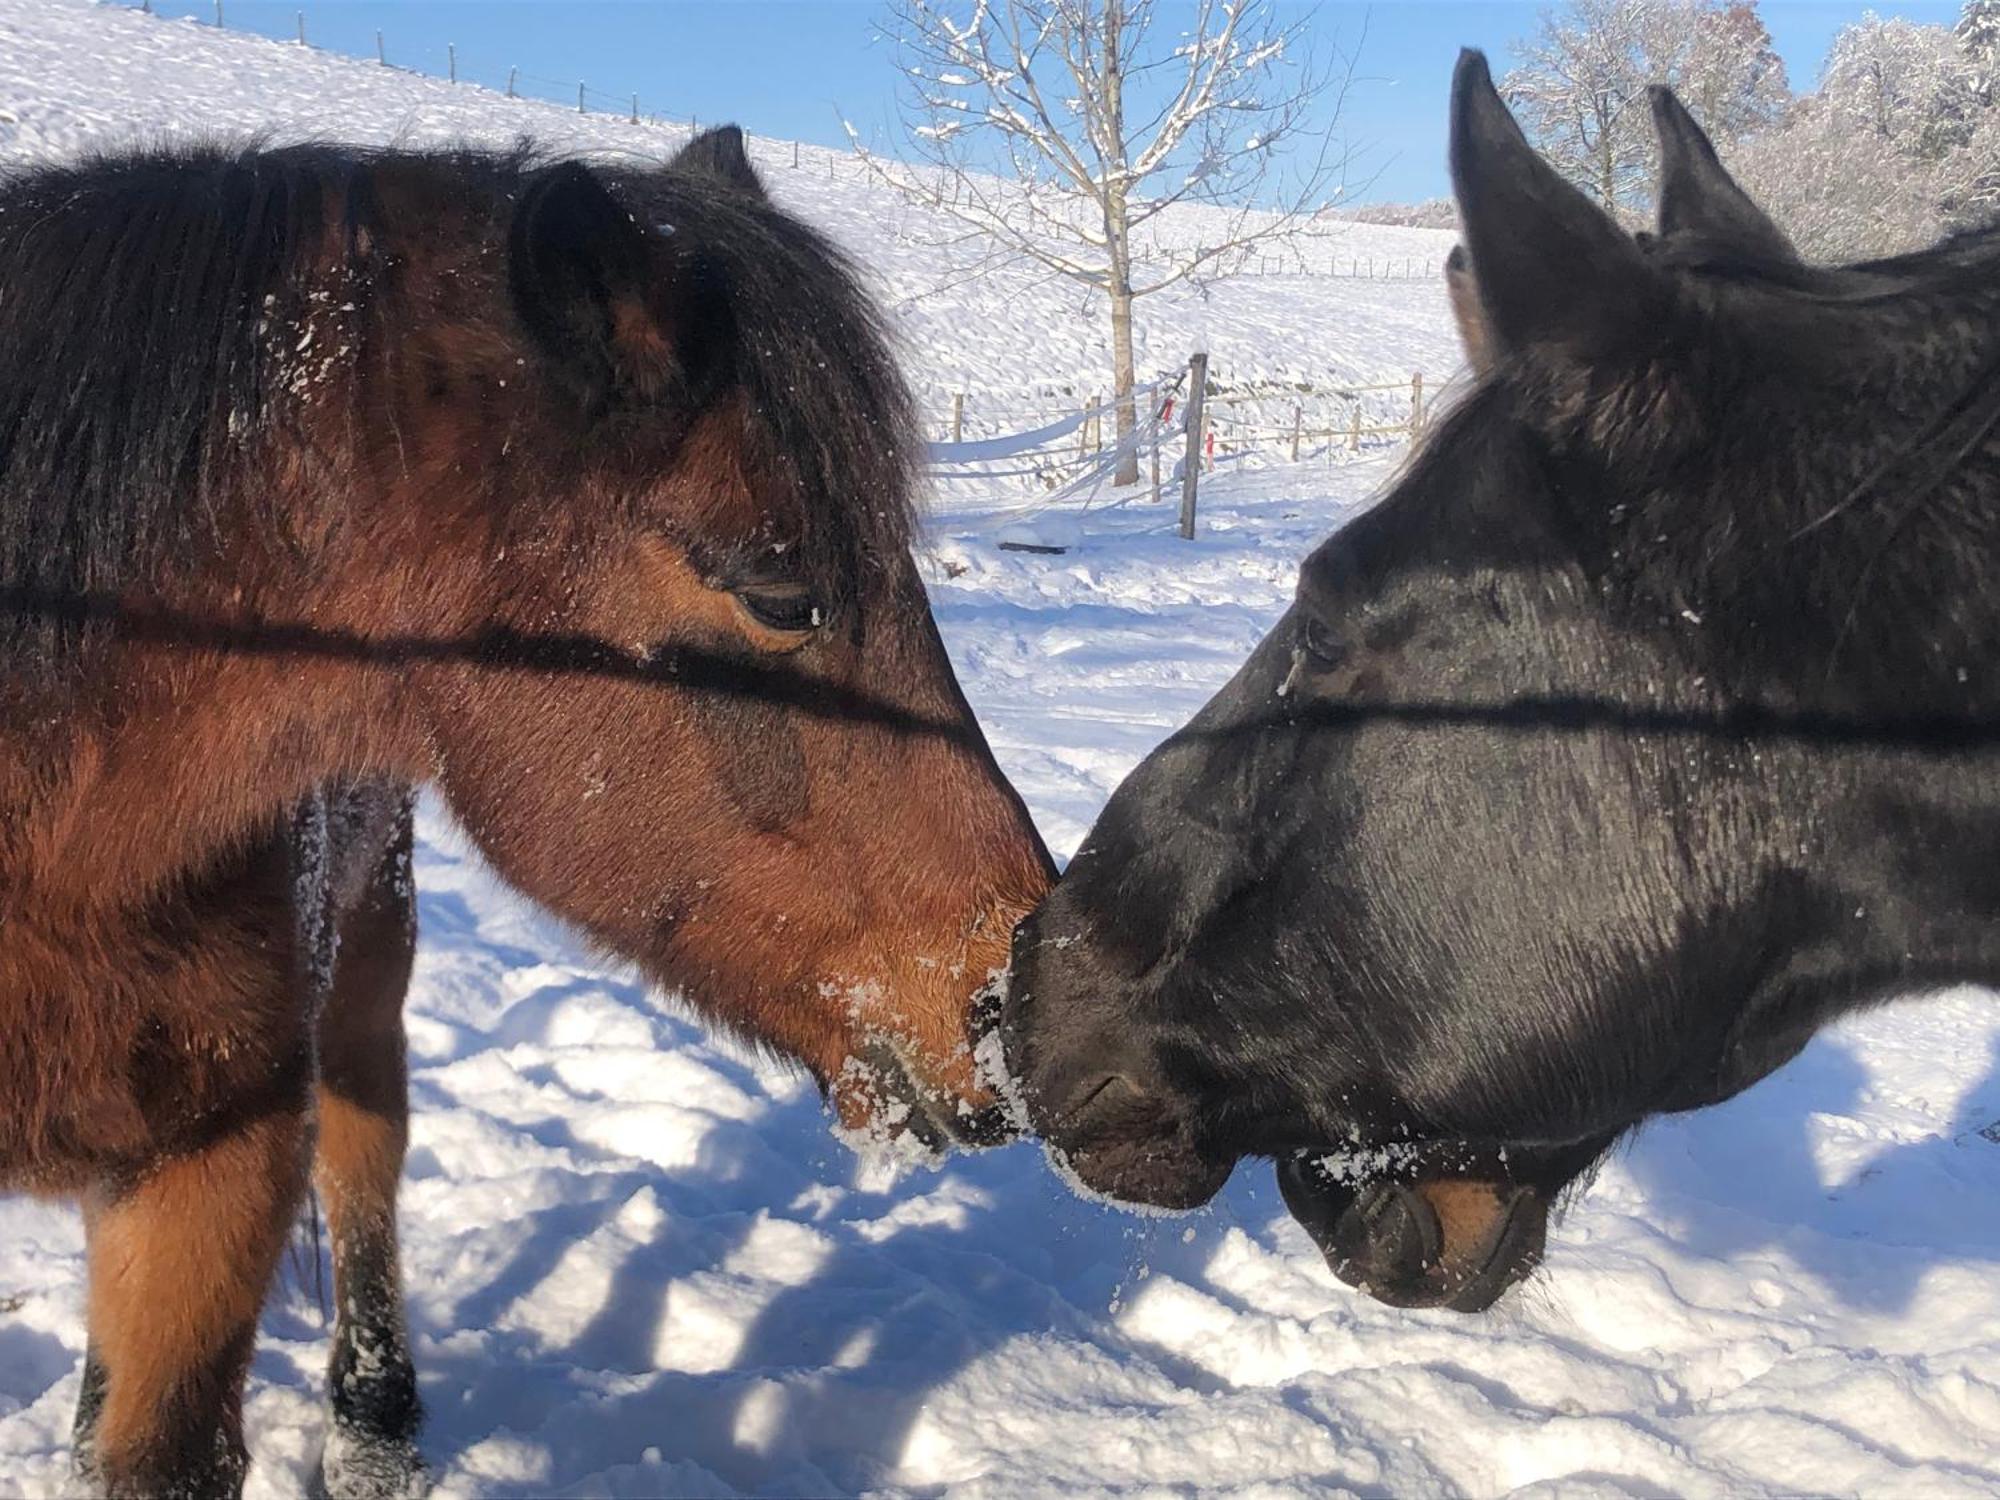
[[3, 3, 1999, 1495]]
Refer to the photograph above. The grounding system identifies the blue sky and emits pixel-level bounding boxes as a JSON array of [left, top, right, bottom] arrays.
[[139, 1, 1962, 203]]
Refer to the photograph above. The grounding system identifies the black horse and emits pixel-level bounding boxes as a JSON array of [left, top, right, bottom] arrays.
[[1002, 51, 2000, 1314]]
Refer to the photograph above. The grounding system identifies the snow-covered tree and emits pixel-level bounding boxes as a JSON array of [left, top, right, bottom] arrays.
[[1731, 94, 1950, 259], [1341, 198, 1460, 231], [857, 0, 1354, 484], [1733, 7, 1999, 259], [1953, 0, 2000, 220], [1960, 0, 2000, 102], [1822, 13, 1976, 157], [1503, 0, 1788, 214]]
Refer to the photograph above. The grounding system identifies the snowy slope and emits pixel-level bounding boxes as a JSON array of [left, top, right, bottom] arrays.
[[0, 0, 1461, 426], [2, 4, 1999, 1496]]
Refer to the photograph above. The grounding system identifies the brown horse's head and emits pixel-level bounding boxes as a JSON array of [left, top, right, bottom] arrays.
[[293, 131, 1052, 1143]]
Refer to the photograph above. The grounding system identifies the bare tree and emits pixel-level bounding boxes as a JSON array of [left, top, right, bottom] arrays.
[[857, 0, 1356, 484], [1504, 0, 1787, 215]]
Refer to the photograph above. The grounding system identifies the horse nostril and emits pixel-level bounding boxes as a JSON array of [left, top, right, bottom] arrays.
[[1049, 1070, 1155, 1138], [1330, 1182, 1443, 1281]]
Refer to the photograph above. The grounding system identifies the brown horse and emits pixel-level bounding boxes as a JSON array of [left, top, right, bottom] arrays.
[[0, 126, 1052, 1496]]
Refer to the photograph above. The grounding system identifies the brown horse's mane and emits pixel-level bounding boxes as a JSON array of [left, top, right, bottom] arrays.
[[0, 140, 918, 679]]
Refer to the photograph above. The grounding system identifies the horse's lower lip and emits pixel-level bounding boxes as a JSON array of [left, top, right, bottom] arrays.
[[1052, 1137, 1232, 1210], [945, 1098, 1017, 1148], [856, 1037, 1018, 1151], [902, 1084, 1017, 1150]]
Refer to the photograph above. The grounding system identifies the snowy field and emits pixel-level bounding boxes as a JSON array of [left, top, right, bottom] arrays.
[[3, 3, 2000, 1495]]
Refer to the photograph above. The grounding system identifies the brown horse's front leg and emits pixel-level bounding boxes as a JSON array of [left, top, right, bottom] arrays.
[[81, 1104, 310, 1498], [70, 1341, 108, 1486], [313, 798, 424, 1500]]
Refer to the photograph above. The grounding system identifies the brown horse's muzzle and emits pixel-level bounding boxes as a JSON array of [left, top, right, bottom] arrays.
[[837, 1035, 1017, 1153], [1276, 1156, 1549, 1313]]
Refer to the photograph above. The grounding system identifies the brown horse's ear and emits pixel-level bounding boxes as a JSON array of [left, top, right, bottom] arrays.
[[509, 160, 694, 411], [1650, 85, 1797, 264], [1444, 244, 1496, 375], [1449, 50, 1663, 365], [673, 125, 767, 199]]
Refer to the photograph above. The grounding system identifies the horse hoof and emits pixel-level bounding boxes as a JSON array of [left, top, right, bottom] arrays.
[[311, 1423, 428, 1500]]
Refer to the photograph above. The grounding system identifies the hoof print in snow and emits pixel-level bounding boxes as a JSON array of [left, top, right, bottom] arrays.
[[1979, 1119, 2000, 1145]]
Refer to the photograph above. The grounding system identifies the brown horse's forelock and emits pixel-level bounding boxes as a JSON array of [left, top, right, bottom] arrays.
[[607, 169, 920, 613], [0, 142, 919, 680]]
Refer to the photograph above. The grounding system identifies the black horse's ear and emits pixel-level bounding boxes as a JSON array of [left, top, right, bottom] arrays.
[[672, 125, 766, 199], [1449, 50, 1661, 364], [1444, 244, 1496, 374], [508, 161, 688, 410], [1650, 85, 1797, 263]]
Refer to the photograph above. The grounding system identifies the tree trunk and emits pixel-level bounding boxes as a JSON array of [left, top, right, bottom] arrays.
[[1110, 271, 1138, 486], [1100, 1, 1141, 487]]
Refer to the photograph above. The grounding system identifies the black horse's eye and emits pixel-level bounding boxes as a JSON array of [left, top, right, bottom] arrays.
[[1299, 614, 1346, 666], [733, 583, 824, 634]]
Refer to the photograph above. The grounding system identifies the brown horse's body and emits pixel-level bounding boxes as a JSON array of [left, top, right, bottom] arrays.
[[0, 130, 1050, 1496]]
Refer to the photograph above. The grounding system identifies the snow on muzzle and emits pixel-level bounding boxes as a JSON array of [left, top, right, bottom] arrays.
[[837, 1033, 1015, 1153]]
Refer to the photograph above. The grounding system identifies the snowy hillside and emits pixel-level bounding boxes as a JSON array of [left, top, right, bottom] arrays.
[[2, 3, 1999, 1496], [0, 0, 1460, 428]]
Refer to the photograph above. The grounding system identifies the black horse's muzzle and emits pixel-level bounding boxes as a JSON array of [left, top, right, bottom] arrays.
[[1276, 1154, 1549, 1312]]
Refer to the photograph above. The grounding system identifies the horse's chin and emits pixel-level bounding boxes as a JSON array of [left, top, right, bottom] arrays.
[[1276, 1157, 1548, 1313]]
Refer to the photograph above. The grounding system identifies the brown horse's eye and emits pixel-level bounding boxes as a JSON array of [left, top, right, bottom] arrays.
[[733, 583, 824, 635]]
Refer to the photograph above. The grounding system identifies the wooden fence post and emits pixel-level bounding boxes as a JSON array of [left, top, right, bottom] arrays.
[[1411, 372, 1425, 437], [1290, 403, 1303, 463], [632, 94, 640, 124], [507, 66, 517, 97], [951, 392, 964, 445], [793, 139, 801, 169], [578, 82, 587, 114], [375, 29, 384, 64], [447, 43, 455, 83], [295, 11, 304, 44], [1150, 414, 1162, 506], [1348, 403, 1361, 452], [1179, 353, 1208, 541], [213, 0, 222, 26]]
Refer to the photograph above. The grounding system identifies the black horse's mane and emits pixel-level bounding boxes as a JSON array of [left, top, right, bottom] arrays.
[[1448, 209, 2000, 709], [0, 141, 915, 675]]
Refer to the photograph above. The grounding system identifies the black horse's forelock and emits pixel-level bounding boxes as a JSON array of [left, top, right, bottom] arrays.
[[0, 140, 917, 677]]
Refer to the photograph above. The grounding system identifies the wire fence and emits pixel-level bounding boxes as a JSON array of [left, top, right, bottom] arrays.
[[125, 3, 1451, 284], [922, 359, 1446, 541], [131, 0, 703, 130]]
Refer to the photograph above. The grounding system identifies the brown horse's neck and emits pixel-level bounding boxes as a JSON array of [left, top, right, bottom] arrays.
[[2, 171, 513, 919], [0, 616, 421, 920]]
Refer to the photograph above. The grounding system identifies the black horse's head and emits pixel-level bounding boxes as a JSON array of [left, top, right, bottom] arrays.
[[1004, 53, 2000, 1312]]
